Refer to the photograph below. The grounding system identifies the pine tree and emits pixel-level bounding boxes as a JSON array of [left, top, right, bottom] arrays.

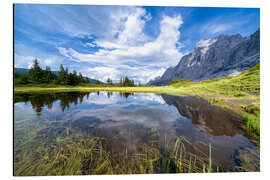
[[58, 65, 64, 84], [29, 59, 43, 83], [79, 72, 83, 84], [44, 66, 56, 83], [107, 78, 113, 85], [86, 77, 90, 83], [119, 77, 123, 86]]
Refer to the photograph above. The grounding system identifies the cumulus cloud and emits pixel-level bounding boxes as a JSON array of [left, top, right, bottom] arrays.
[[14, 54, 36, 69], [15, 53, 64, 69], [87, 67, 121, 82], [57, 7, 184, 83], [15, 5, 185, 84]]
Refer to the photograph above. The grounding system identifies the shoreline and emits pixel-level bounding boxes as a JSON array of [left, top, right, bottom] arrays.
[[14, 85, 260, 143]]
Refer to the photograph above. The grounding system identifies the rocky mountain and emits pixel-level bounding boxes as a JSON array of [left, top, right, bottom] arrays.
[[148, 29, 260, 85]]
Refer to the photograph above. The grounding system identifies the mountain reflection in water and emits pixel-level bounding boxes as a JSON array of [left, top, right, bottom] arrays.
[[14, 92, 259, 172]]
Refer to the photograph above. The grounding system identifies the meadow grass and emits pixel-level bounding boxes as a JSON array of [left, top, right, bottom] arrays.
[[171, 64, 260, 97]]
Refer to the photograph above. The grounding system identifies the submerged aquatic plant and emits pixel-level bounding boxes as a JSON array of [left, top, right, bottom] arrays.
[[14, 120, 218, 176]]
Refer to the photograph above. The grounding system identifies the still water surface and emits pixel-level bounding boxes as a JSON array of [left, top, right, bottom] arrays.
[[14, 92, 259, 172]]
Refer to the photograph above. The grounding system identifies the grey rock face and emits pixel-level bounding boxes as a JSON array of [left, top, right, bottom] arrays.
[[149, 29, 260, 85]]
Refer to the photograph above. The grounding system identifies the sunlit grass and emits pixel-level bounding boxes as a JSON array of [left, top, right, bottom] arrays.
[[243, 113, 260, 135], [171, 64, 260, 97]]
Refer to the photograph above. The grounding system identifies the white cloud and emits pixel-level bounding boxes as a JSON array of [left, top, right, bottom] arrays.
[[15, 53, 64, 69], [57, 8, 184, 83], [199, 16, 233, 35], [197, 38, 217, 55], [131, 68, 167, 84], [16, 6, 184, 83], [208, 24, 232, 34], [85, 42, 97, 48], [85, 66, 121, 82], [113, 7, 151, 45], [14, 54, 36, 69]]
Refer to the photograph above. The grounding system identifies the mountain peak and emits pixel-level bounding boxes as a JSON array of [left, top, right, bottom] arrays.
[[148, 29, 260, 85]]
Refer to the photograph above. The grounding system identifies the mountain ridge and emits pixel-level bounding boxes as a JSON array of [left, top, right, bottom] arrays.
[[148, 29, 260, 85]]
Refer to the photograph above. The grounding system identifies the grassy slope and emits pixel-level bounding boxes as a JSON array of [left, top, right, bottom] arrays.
[[171, 64, 260, 96], [170, 64, 260, 138]]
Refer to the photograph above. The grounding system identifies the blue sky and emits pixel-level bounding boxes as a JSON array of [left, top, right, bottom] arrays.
[[14, 4, 260, 83]]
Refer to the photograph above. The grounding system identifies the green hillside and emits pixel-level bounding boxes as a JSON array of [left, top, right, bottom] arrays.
[[171, 64, 260, 96], [171, 64, 260, 138]]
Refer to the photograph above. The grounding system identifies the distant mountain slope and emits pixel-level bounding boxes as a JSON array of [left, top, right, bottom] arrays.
[[14, 67, 59, 75], [14, 68, 31, 74], [14, 67, 102, 84], [148, 29, 260, 85]]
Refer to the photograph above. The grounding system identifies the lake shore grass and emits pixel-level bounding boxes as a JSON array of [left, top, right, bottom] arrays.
[[14, 84, 199, 97]]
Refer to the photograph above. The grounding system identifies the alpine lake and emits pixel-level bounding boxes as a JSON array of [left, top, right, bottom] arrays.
[[13, 91, 260, 175]]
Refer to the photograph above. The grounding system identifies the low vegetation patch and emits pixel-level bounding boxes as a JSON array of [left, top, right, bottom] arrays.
[[243, 113, 260, 135]]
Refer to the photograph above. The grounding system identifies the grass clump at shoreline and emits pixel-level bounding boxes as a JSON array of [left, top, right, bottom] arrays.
[[241, 103, 260, 136], [243, 113, 260, 135]]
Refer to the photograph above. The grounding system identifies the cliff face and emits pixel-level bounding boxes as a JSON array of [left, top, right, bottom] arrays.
[[149, 29, 260, 85]]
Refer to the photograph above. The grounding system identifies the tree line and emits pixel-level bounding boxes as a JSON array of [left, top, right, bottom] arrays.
[[15, 59, 138, 87], [15, 59, 91, 85], [107, 76, 135, 86]]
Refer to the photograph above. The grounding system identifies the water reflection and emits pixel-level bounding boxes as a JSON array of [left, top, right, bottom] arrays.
[[14, 92, 134, 117], [14, 92, 259, 172], [161, 94, 244, 136]]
